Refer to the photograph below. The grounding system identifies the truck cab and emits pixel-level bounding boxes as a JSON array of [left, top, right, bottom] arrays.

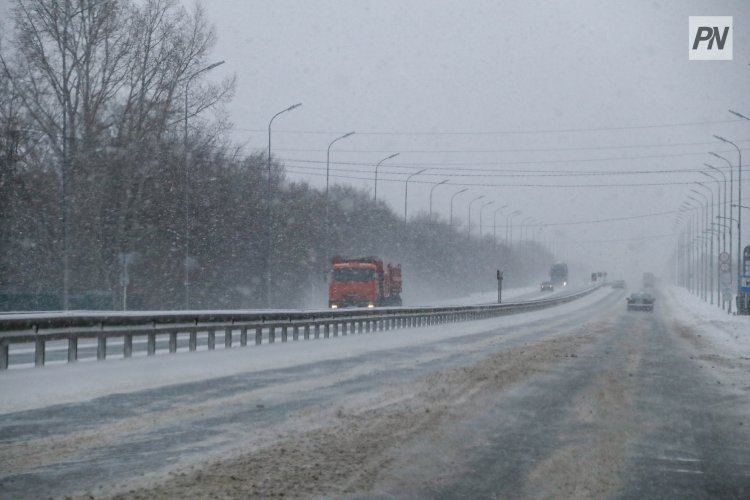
[[329, 262, 379, 308]]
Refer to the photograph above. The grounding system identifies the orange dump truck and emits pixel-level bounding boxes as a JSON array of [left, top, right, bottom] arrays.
[[328, 256, 402, 308]]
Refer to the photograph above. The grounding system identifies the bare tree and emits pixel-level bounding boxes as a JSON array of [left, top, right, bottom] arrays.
[[0, 0, 234, 308]]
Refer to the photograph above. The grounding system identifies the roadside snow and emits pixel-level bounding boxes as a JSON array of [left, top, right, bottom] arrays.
[[664, 285, 750, 357], [0, 287, 613, 415]]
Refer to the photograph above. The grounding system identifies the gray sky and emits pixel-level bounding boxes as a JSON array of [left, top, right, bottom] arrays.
[[195, 0, 750, 283], [8, 0, 750, 284]]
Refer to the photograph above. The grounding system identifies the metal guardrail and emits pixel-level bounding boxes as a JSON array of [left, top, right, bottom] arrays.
[[0, 286, 599, 370]]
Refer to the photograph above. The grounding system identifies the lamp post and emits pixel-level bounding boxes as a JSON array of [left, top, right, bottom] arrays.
[[324, 131, 355, 273], [404, 168, 427, 224], [682, 202, 701, 294], [709, 152, 734, 283], [701, 169, 723, 308], [506, 210, 521, 248], [703, 163, 726, 256], [429, 179, 450, 222], [265, 102, 301, 308], [449, 188, 468, 226], [467, 195, 485, 238], [693, 184, 714, 304], [689, 194, 708, 301], [521, 216, 534, 244], [714, 134, 742, 308], [479, 201, 495, 239], [374, 152, 399, 202], [183, 60, 225, 309], [493, 205, 508, 245]]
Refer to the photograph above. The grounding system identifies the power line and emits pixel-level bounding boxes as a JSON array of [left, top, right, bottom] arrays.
[[229, 118, 743, 136], [282, 161, 732, 178], [278, 147, 746, 168], [282, 167, 729, 189], [240, 138, 750, 155]]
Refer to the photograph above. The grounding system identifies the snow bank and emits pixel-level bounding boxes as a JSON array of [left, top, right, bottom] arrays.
[[664, 285, 750, 356]]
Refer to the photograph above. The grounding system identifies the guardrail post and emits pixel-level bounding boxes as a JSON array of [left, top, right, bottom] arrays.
[[341, 322, 347, 336], [69, 336, 78, 362], [333, 323, 339, 337], [34, 337, 45, 367], [123, 334, 132, 358], [0, 341, 7, 370], [97, 336, 106, 361], [240, 327, 248, 347], [269, 327, 275, 344], [148, 333, 156, 355], [324, 323, 330, 338], [314, 324, 320, 339], [225, 327, 233, 348], [255, 326, 262, 345], [170, 331, 178, 353], [293, 325, 299, 341], [208, 329, 216, 349], [281, 326, 288, 343], [189, 331, 197, 351], [304, 324, 310, 340]]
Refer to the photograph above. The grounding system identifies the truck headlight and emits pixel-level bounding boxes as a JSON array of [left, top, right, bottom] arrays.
[[331, 304, 338, 309], [367, 303, 375, 308]]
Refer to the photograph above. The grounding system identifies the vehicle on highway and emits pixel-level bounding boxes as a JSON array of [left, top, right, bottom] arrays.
[[329, 256, 402, 309], [550, 262, 568, 287], [626, 291, 655, 312], [540, 281, 554, 292], [611, 280, 626, 289]]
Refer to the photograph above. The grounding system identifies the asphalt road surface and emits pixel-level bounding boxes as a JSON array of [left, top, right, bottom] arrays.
[[1, 287, 749, 499]]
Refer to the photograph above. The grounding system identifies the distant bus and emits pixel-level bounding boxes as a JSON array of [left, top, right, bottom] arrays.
[[550, 263, 568, 287]]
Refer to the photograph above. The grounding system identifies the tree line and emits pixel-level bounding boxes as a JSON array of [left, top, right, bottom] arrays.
[[0, 0, 552, 311]]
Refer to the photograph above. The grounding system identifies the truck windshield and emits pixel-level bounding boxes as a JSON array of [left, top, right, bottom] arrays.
[[332, 268, 376, 282]]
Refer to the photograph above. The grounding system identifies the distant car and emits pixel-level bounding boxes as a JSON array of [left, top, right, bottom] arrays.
[[540, 281, 554, 292], [611, 280, 626, 289], [627, 292, 654, 312]]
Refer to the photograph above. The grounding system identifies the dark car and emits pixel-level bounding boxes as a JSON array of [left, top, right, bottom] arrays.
[[627, 292, 655, 312], [540, 281, 554, 292]]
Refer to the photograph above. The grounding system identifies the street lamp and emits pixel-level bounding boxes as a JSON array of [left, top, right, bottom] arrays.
[[429, 179, 450, 222], [374, 153, 399, 202], [183, 59, 225, 309], [714, 134, 742, 309], [493, 205, 508, 245], [506, 210, 521, 248], [521, 216, 534, 244], [324, 131, 355, 273], [479, 201, 495, 238], [703, 163, 726, 255], [701, 169, 723, 308], [689, 193, 708, 301], [265, 102, 301, 308], [404, 168, 427, 223], [466, 195, 485, 238], [449, 188, 468, 226], [693, 184, 714, 304]]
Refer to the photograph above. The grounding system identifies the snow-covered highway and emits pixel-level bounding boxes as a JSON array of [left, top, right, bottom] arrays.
[[1, 285, 749, 499]]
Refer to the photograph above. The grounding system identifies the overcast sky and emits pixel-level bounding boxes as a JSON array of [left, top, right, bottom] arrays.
[[6, 0, 749, 285], [189, 0, 750, 284]]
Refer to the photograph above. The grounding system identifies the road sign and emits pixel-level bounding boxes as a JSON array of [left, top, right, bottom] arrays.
[[720, 272, 733, 286], [720, 262, 731, 273], [719, 251, 730, 263]]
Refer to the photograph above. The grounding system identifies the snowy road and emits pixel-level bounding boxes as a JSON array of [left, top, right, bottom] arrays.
[[1, 286, 749, 499]]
